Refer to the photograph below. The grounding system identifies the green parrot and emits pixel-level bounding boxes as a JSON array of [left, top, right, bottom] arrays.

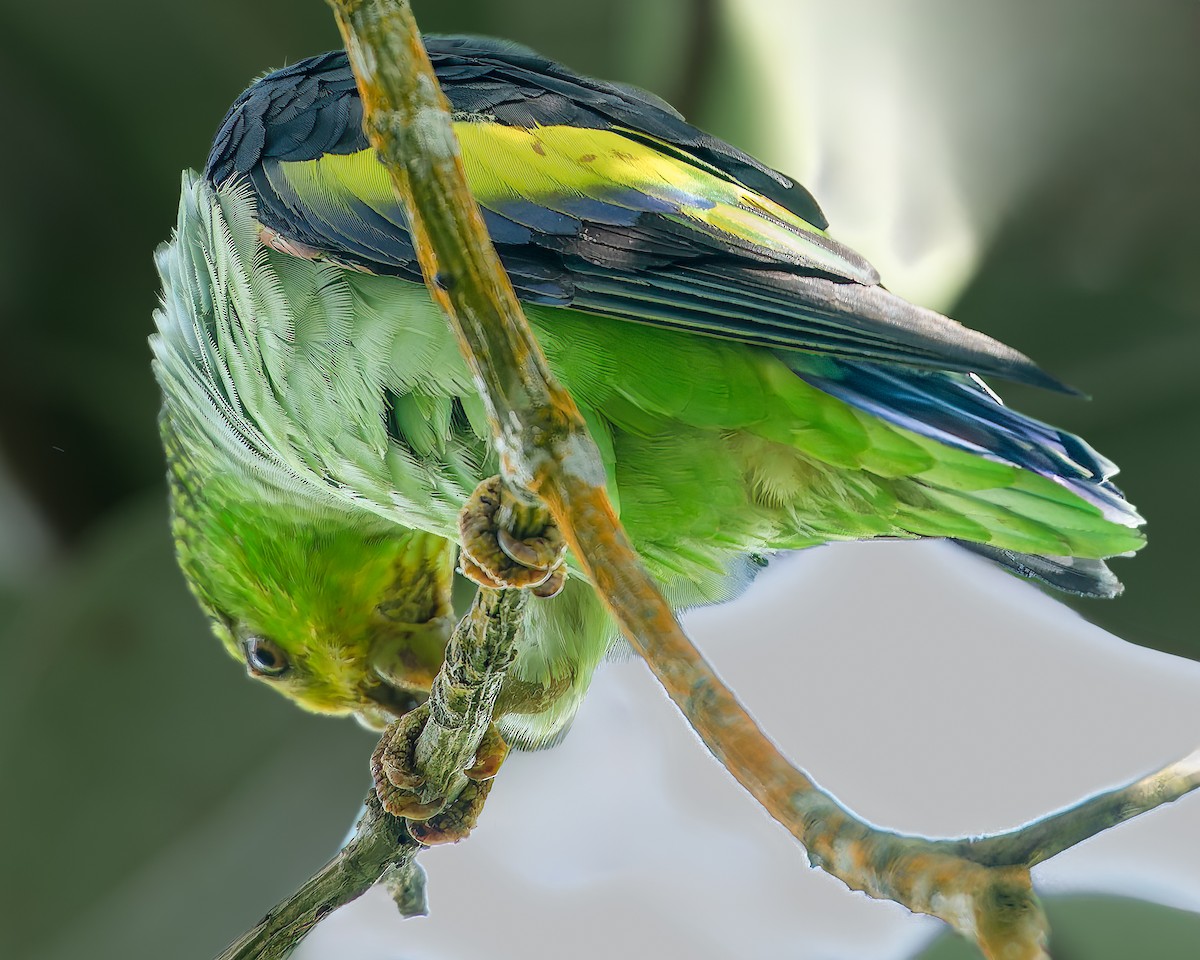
[[152, 36, 1144, 756]]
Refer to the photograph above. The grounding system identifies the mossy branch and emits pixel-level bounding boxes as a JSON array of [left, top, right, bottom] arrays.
[[216, 3, 1200, 958]]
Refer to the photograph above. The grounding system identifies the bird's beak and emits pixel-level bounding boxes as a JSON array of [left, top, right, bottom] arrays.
[[355, 678, 428, 730], [360, 615, 454, 728]]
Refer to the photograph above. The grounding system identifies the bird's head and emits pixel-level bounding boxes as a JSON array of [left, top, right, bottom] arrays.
[[209, 604, 453, 730], [168, 474, 455, 729], [151, 170, 458, 729]]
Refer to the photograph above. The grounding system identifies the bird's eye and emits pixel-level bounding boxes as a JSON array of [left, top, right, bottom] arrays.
[[244, 637, 290, 678]]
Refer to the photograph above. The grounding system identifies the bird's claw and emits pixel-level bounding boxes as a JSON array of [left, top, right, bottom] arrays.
[[406, 779, 494, 846], [371, 703, 443, 820], [464, 723, 509, 781], [458, 476, 567, 597], [371, 703, 510, 845]]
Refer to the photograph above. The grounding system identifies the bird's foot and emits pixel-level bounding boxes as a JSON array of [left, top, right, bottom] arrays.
[[371, 702, 509, 845], [458, 476, 567, 598], [406, 779, 494, 845]]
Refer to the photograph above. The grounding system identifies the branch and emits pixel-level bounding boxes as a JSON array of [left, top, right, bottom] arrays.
[[968, 748, 1200, 867], [292, 4, 1199, 958], [216, 794, 419, 960], [410, 587, 527, 813]]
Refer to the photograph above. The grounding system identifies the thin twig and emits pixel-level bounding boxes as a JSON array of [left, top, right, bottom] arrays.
[[216, 794, 418, 960], [967, 748, 1200, 867]]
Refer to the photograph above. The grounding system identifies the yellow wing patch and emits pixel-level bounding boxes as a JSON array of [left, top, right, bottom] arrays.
[[277, 121, 878, 282]]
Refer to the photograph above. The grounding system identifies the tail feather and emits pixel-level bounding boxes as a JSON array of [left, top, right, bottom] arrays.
[[789, 357, 1142, 529], [953, 541, 1125, 598], [784, 353, 1143, 597]]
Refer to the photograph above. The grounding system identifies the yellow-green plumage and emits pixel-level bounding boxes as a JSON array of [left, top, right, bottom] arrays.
[[153, 38, 1144, 748], [283, 122, 878, 284]]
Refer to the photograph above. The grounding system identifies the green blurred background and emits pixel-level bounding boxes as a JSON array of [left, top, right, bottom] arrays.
[[1, 1, 1196, 958]]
